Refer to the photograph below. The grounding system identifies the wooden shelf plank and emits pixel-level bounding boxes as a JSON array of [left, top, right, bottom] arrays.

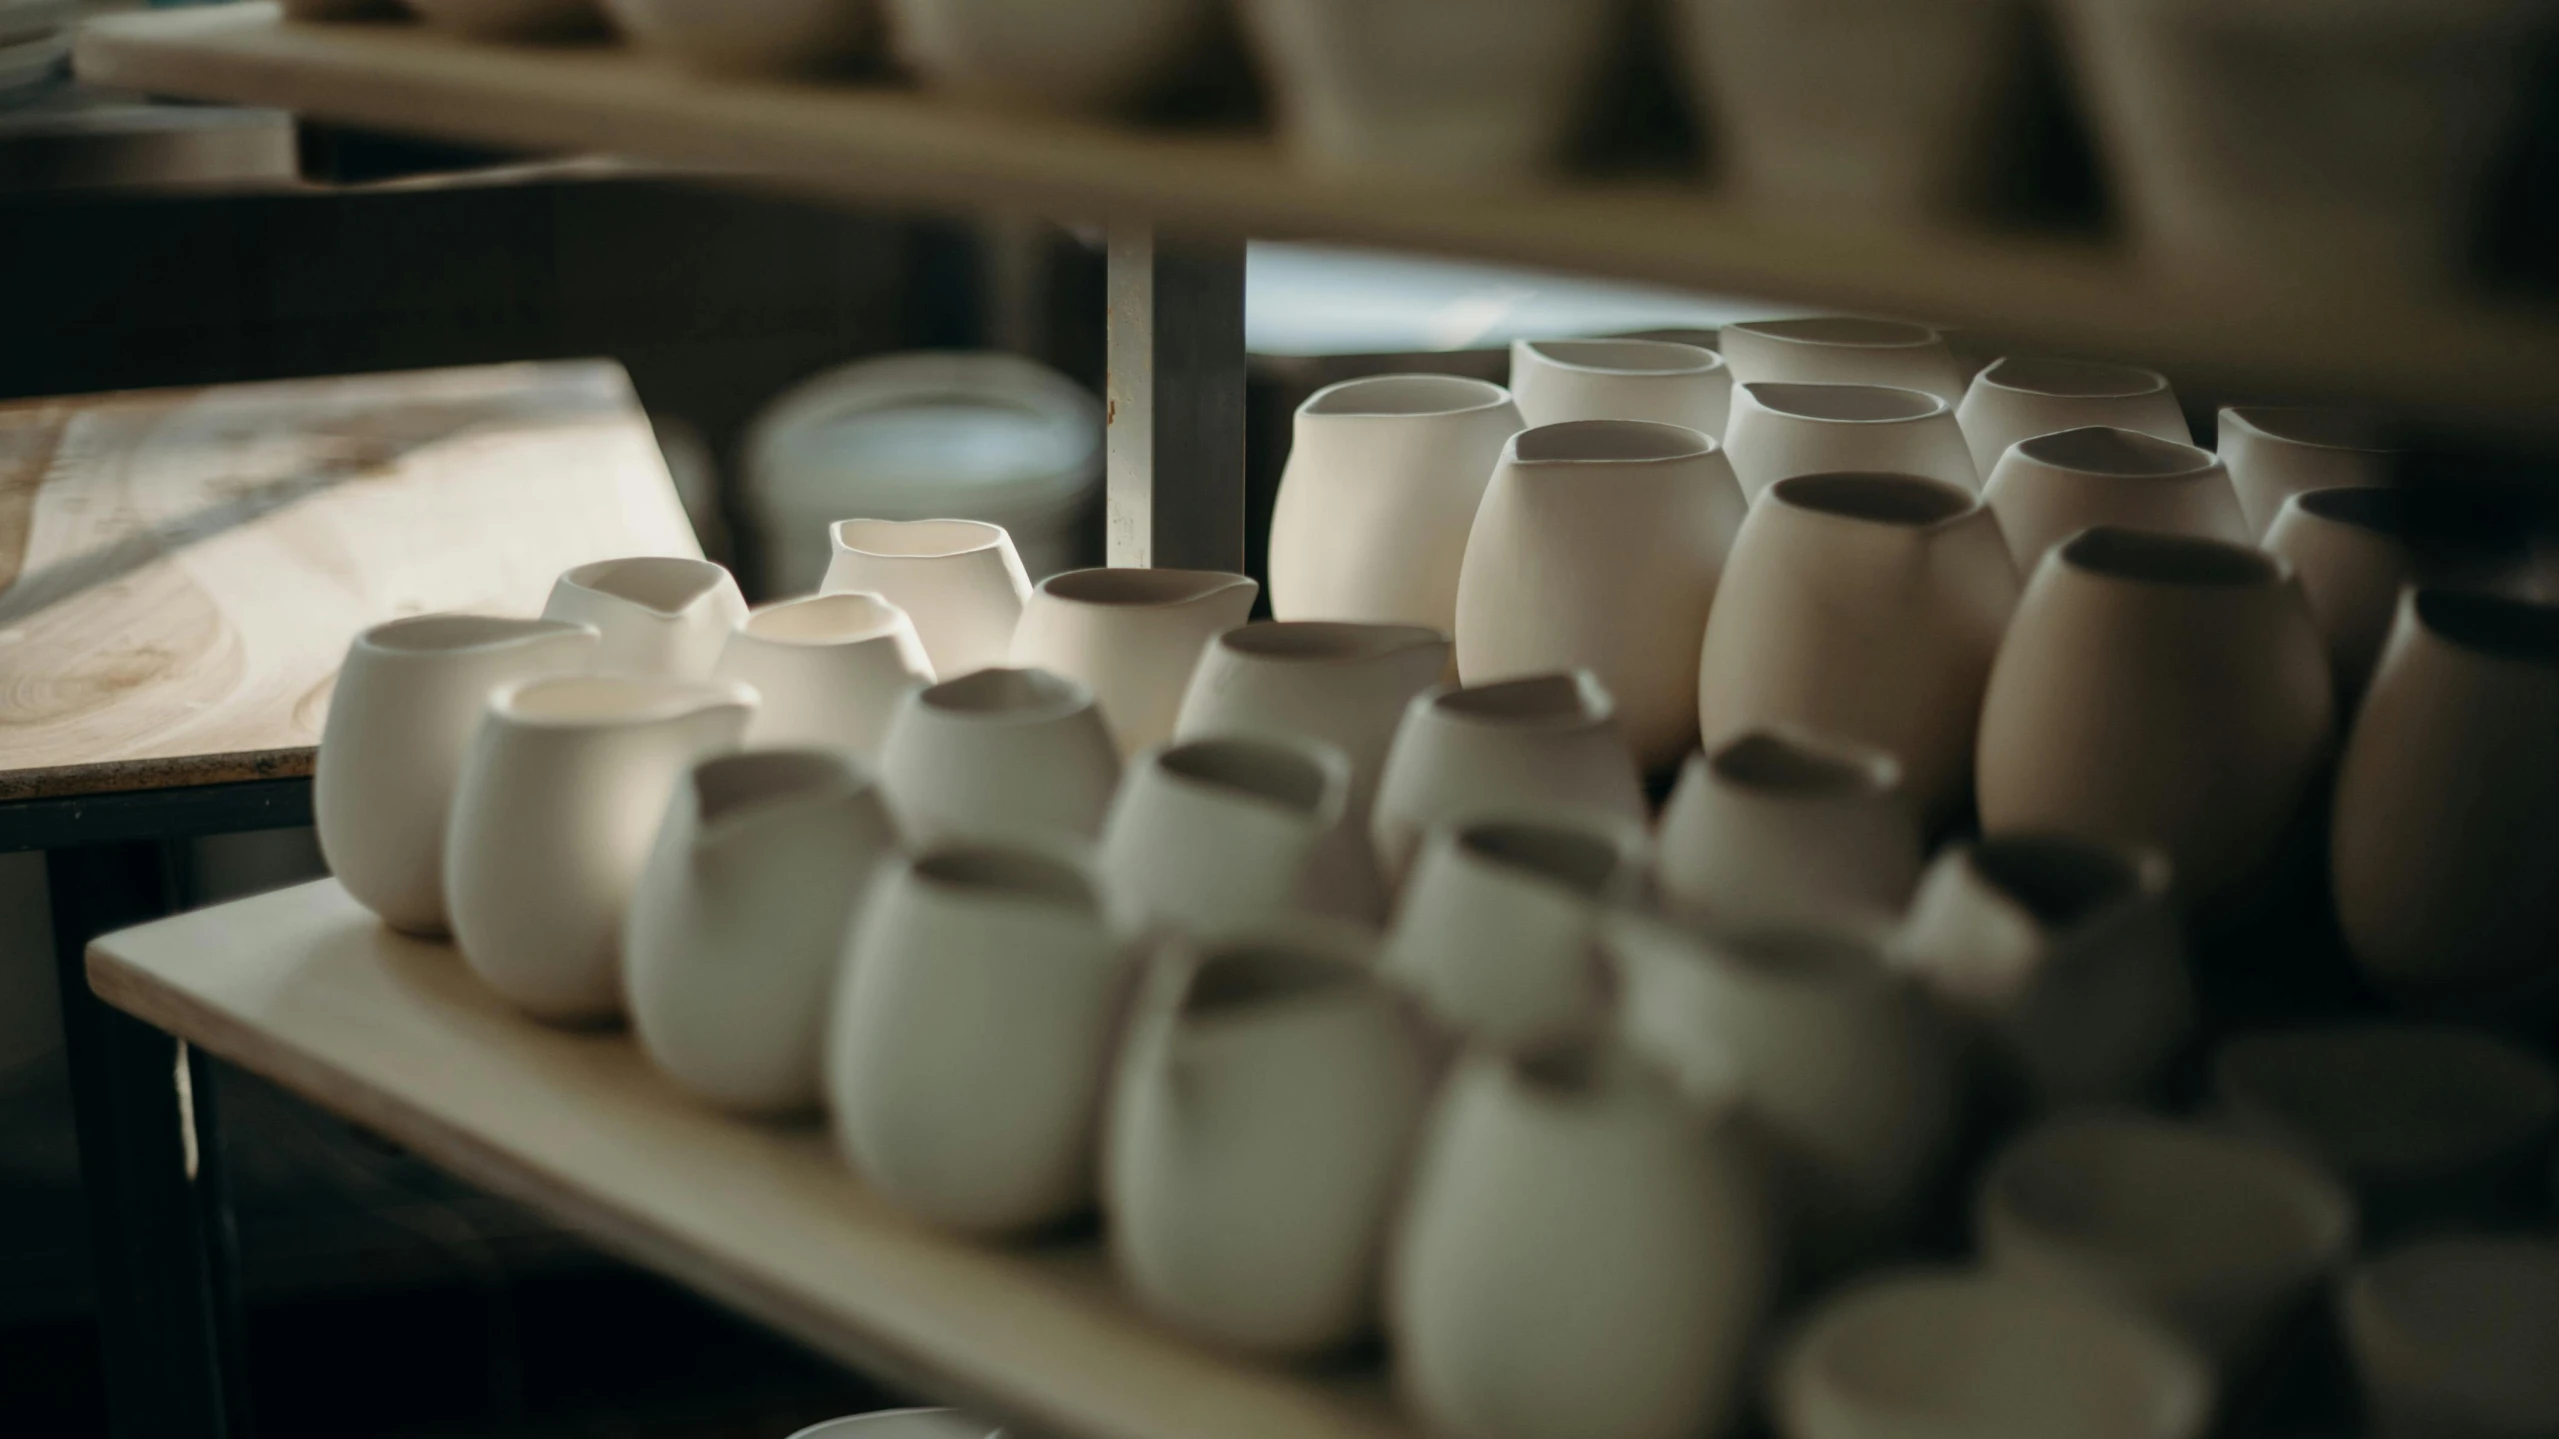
[[0, 361, 698, 803], [86, 879, 1413, 1439], [73, 4, 2559, 439]]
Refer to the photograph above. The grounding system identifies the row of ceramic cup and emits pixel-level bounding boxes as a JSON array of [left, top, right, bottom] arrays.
[[309, 530, 2558, 1438], [276, 0, 2547, 288], [1267, 319, 2559, 1019]]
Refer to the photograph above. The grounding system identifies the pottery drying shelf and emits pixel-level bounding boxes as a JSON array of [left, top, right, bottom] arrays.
[[74, 3, 2559, 442], [86, 878, 1415, 1439]]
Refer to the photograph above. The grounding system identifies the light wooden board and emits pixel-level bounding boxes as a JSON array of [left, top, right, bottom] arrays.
[[0, 361, 699, 801], [73, 4, 2559, 440], [86, 878, 1411, 1439]]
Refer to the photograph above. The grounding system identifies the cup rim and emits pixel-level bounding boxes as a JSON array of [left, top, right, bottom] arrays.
[[558, 556, 733, 617], [357, 613, 594, 657], [830, 516, 1012, 560], [914, 666, 1093, 723], [1516, 335, 1726, 378], [2012, 426, 2218, 479], [2221, 405, 2400, 456], [1425, 670, 1616, 730], [1301, 372, 1513, 420], [1213, 620, 1447, 664], [1977, 356, 2171, 401], [739, 590, 915, 647], [491, 674, 756, 729], [1510, 418, 1719, 465], [1745, 381, 1950, 425], [1037, 566, 1256, 608], [2056, 527, 2285, 588], [1726, 316, 1946, 352]]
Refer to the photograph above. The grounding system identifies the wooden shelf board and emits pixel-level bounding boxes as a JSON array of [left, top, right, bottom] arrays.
[[74, 3, 2559, 438], [86, 878, 1414, 1439]]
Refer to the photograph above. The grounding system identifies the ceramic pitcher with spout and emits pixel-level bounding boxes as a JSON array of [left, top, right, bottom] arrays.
[[1391, 1038, 1775, 1439], [822, 517, 1031, 677], [1174, 620, 1450, 819], [542, 556, 747, 679], [711, 591, 934, 762], [1266, 374, 1524, 635], [828, 841, 1130, 1234], [1010, 567, 1258, 757], [317, 613, 599, 936], [1454, 419, 1748, 772], [1697, 471, 2019, 822], [445, 675, 757, 1023], [1105, 921, 1433, 1355], [624, 749, 902, 1114]]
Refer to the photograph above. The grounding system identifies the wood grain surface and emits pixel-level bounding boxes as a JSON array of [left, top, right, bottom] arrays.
[[88, 879, 1414, 1439], [0, 361, 699, 801]]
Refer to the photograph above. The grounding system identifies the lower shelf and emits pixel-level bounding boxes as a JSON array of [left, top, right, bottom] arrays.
[[87, 879, 1409, 1439]]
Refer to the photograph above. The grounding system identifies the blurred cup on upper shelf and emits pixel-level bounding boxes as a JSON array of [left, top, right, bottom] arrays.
[[1955, 357, 2191, 478], [1670, 0, 2032, 223], [1236, 0, 1619, 185], [401, 0, 607, 39], [2051, 0, 2549, 291], [599, 0, 878, 74], [882, 0, 1216, 112], [1507, 337, 1733, 436], [1721, 383, 1978, 500], [2217, 405, 2401, 539], [1718, 318, 1969, 405], [1980, 426, 2248, 573]]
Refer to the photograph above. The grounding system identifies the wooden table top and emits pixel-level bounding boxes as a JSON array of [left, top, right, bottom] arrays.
[[88, 879, 1413, 1439], [0, 361, 699, 803]]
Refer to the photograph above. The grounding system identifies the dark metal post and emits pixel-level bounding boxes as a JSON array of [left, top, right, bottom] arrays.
[[1105, 222, 1247, 572], [48, 840, 246, 1439]]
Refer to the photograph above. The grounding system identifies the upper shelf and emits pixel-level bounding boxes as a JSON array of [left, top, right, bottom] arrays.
[[74, 4, 2559, 439]]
